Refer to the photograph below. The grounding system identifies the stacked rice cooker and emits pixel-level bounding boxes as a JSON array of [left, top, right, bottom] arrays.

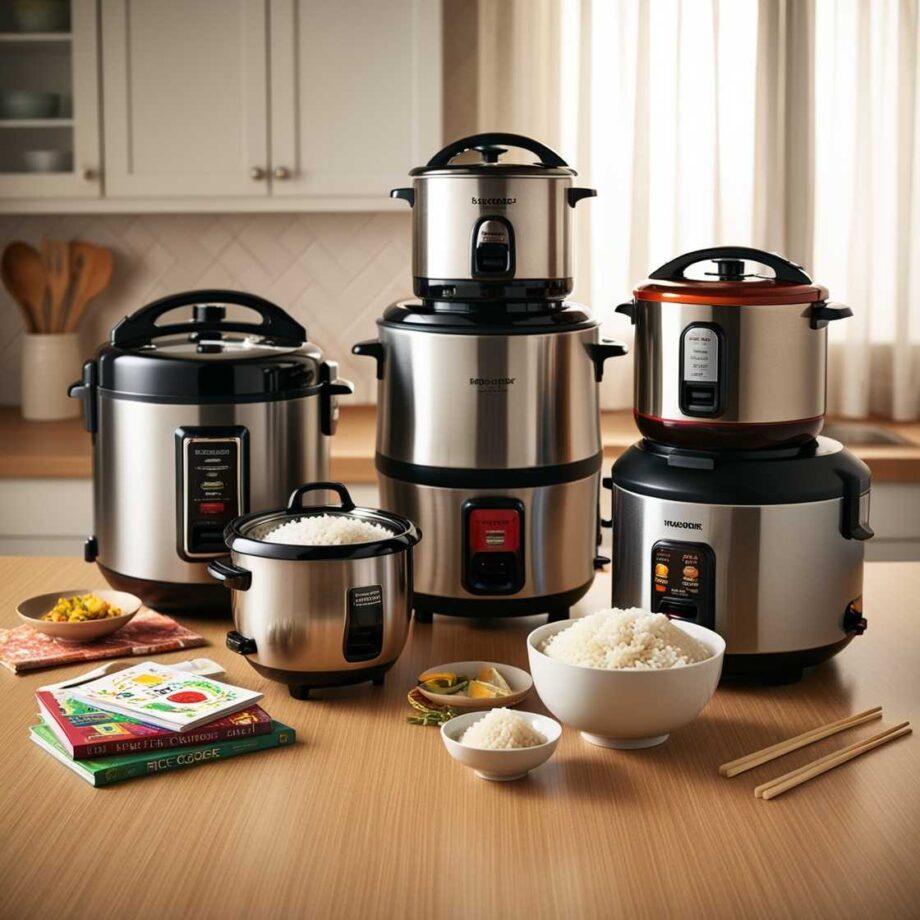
[[607, 246, 873, 682], [355, 133, 626, 623]]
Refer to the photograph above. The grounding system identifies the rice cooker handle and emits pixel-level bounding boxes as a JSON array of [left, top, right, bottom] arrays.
[[648, 247, 813, 285], [287, 482, 356, 513], [425, 133, 569, 168], [585, 339, 628, 382], [208, 557, 252, 591], [110, 289, 306, 347]]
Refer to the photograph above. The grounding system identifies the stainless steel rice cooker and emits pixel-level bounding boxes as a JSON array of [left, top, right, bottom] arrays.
[[390, 132, 597, 302], [211, 483, 421, 698], [354, 302, 625, 622], [69, 290, 352, 615], [606, 437, 873, 682], [615, 247, 853, 449]]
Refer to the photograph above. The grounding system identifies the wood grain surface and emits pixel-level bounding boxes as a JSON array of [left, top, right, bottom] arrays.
[[3, 405, 918, 482], [0, 557, 917, 919]]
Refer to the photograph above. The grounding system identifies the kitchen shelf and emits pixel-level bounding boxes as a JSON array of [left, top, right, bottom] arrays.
[[0, 32, 72, 43], [0, 118, 73, 128]]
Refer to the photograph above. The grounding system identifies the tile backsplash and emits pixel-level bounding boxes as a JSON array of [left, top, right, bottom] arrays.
[[0, 212, 414, 405]]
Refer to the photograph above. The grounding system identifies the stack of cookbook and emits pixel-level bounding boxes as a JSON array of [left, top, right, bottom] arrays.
[[30, 661, 294, 787]]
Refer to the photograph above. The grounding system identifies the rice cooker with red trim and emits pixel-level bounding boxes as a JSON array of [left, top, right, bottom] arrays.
[[615, 246, 852, 450]]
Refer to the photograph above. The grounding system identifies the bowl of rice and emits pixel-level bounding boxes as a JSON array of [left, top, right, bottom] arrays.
[[440, 708, 562, 781], [527, 608, 724, 749]]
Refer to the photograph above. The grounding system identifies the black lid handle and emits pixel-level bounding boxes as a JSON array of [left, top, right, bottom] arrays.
[[287, 482, 356, 513], [648, 247, 813, 285], [585, 340, 628, 382], [425, 133, 568, 169], [110, 289, 306, 348]]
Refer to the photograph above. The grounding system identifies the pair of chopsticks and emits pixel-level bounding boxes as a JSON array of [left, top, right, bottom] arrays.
[[719, 707, 911, 799]]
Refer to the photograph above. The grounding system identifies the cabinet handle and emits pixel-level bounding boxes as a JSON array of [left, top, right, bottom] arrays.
[[250, 166, 266, 180], [273, 166, 291, 180], [81, 167, 97, 182]]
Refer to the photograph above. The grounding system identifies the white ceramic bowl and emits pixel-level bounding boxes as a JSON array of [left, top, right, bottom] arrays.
[[440, 710, 561, 781], [0, 91, 59, 120], [17, 589, 141, 641], [417, 660, 533, 710], [23, 149, 72, 173], [527, 618, 725, 749]]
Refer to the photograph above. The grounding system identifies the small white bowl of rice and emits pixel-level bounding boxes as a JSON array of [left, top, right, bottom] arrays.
[[440, 708, 562, 781], [527, 608, 724, 749]]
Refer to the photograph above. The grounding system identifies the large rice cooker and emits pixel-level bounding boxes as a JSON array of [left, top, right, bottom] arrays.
[[69, 290, 352, 615]]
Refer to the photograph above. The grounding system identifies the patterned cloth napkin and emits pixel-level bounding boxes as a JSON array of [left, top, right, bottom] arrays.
[[0, 610, 207, 674]]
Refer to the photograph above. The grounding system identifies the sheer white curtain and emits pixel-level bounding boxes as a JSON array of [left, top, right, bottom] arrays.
[[476, 0, 920, 418]]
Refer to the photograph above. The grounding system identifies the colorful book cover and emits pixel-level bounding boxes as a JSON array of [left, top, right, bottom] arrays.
[[0, 610, 207, 674], [36, 686, 272, 759], [30, 720, 296, 787], [68, 661, 263, 731]]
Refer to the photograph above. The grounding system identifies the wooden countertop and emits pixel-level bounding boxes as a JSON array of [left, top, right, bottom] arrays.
[[0, 556, 917, 918], [1, 405, 919, 483]]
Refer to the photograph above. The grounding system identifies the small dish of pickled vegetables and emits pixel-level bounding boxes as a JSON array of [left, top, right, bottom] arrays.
[[17, 589, 142, 642], [416, 661, 533, 710]]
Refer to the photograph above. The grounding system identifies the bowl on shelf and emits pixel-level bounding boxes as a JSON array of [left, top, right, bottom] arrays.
[[12, 0, 70, 33], [417, 660, 533, 710], [0, 91, 60, 120], [527, 618, 725, 749], [440, 710, 562, 781], [23, 149, 72, 172], [17, 589, 142, 642]]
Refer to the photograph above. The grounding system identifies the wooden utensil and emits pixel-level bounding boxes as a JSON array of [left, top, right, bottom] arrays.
[[65, 242, 113, 332], [758, 721, 912, 800], [719, 706, 883, 777], [1, 242, 46, 333], [42, 238, 70, 333]]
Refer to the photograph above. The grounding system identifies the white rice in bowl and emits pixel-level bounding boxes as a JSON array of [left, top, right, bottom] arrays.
[[460, 708, 546, 749], [541, 608, 711, 670], [263, 514, 394, 546]]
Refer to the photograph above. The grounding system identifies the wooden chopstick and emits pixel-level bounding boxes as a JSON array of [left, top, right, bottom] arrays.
[[719, 707, 883, 777], [758, 722, 911, 800], [753, 720, 908, 798]]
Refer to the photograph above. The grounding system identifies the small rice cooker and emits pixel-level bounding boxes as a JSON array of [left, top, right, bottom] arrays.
[[210, 482, 421, 698]]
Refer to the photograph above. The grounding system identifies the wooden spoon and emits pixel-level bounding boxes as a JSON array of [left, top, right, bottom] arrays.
[[1, 242, 46, 333], [65, 242, 114, 332], [43, 238, 70, 333]]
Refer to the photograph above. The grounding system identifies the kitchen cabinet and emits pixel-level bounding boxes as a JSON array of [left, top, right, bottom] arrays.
[[0, 0, 101, 201], [100, 0, 270, 199], [0, 0, 442, 213], [269, 0, 442, 202]]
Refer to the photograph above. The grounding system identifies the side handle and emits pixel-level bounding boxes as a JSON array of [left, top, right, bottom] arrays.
[[352, 339, 386, 380], [810, 301, 853, 330], [68, 359, 97, 434], [208, 557, 252, 591], [585, 340, 628, 382], [840, 475, 874, 541], [319, 360, 353, 436], [567, 188, 597, 207], [615, 301, 636, 324], [390, 187, 415, 207], [226, 631, 258, 655]]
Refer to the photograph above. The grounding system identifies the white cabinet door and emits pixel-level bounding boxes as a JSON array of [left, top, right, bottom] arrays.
[[101, 0, 270, 199], [0, 0, 101, 201], [269, 0, 442, 204]]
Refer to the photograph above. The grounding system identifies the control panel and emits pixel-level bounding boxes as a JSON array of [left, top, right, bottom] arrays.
[[462, 498, 525, 595], [650, 540, 715, 629], [471, 216, 515, 277], [175, 426, 249, 560], [679, 323, 723, 417], [344, 585, 385, 661]]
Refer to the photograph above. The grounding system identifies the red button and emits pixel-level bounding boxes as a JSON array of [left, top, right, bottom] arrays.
[[469, 509, 520, 552], [200, 502, 225, 515]]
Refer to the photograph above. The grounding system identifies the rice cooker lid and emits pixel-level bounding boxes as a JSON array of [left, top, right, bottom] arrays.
[[633, 247, 828, 306], [407, 132, 576, 179], [611, 438, 871, 505], [225, 483, 422, 561], [96, 290, 324, 401], [379, 299, 598, 333]]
